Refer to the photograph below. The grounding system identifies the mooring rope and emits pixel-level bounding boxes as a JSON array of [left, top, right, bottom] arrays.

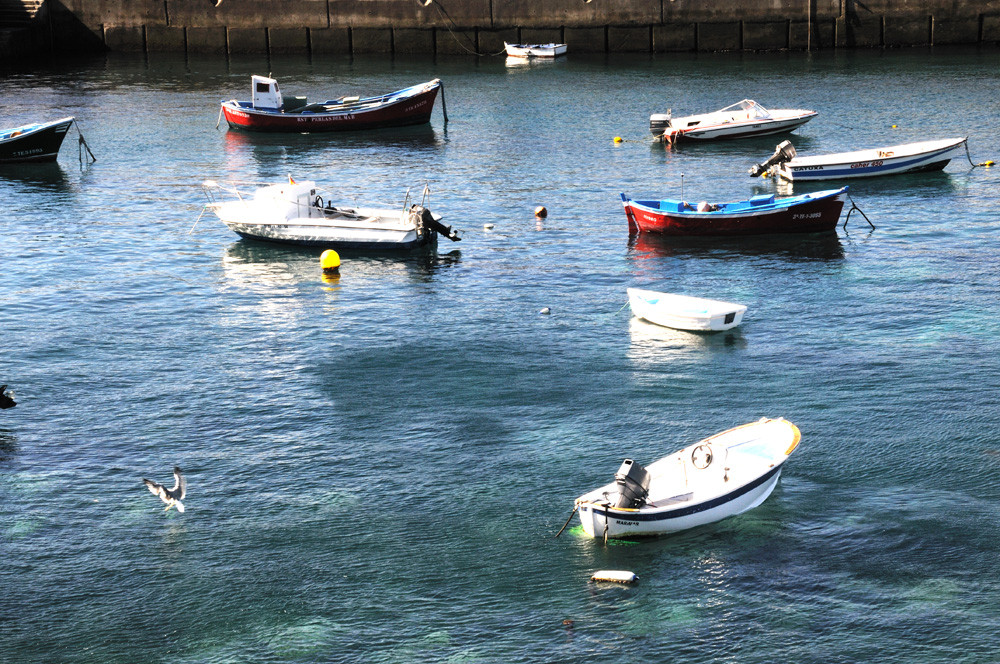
[[843, 195, 874, 230], [964, 140, 994, 169], [430, 1, 510, 56]]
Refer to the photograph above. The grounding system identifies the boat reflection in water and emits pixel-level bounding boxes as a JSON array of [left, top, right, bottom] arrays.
[[627, 230, 846, 262], [222, 240, 462, 291], [627, 317, 746, 367], [0, 162, 71, 193]]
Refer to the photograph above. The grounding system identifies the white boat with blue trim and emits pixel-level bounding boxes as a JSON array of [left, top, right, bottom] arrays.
[[575, 418, 800, 539], [627, 288, 746, 332], [750, 137, 968, 181]]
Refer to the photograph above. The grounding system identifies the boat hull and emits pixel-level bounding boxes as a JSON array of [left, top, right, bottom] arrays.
[[670, 115, 814, 141], [627, 288, 746, 332], [226, 222, 437, 251], [579, 464, 784, 538], [778, 138, 967, 181], [222, 85, 440, 133], [622, 189, 847, 236], [504, 42, 567, 58], [0, 117, 74, 163]]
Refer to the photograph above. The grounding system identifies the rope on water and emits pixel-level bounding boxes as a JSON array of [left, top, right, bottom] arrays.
[[964, 140, 994, 169], [843, 195, 874, 231], [215, 104, 225, 130], [76, 122, 96, 164]]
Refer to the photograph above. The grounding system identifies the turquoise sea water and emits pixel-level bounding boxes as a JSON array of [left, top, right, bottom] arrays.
[[2, 47, 1000, 663]]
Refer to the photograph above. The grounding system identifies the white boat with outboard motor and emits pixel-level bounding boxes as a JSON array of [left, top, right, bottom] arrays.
[[749, 137, 969, 181], [573, 418, 800, 539], [627, 288, 746, 332], [651, 100, 816, 143], [201, 178, 460, 251]]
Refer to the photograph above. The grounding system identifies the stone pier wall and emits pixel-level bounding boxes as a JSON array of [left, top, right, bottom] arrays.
[[17, 0, 1000, 58]]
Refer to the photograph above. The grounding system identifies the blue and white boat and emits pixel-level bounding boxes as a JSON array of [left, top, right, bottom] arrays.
[[575, 418, 800, 539], [752, 137, 968, 181]]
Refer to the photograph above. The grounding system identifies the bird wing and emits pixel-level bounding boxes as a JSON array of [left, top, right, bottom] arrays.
[[171, 467, 186, 500], [143, 478, 167, 501]]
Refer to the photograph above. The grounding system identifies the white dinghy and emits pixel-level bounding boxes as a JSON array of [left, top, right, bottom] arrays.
[[504, 42, 567, 58], [575, 418, 800, 540], [202, 178, 460, 251], [627, 288, 746, 332]]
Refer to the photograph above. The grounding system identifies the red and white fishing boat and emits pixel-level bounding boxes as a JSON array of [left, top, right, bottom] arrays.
[[221, 76, 444, 133], [651, 100, 816, 143], [621, 187, 848, 236]]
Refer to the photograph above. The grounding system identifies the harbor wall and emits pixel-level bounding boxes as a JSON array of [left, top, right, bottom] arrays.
[[19, 0, 1000, 57]]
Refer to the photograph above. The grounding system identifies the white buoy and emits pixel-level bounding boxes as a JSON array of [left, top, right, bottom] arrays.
[[590, 570, 637, 584], [484, 223, 495, 230], [539, 307, 551, 315]]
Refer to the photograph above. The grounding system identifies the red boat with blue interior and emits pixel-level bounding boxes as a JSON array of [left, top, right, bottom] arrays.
[[221, 76, 444, 133], [621, 187, 848, 236]]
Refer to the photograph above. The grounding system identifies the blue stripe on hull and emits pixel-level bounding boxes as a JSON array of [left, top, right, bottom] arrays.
[[787, 150, 957, 179], [234, 232, 437, 252], [587, 463, 783, 523]]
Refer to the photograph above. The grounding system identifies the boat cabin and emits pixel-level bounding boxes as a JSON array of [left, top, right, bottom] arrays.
[[252, 75, 283, 111]]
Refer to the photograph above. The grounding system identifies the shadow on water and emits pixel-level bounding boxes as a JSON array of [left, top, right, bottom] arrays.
[[627, 231, 845, 261], [0, 163, 71, 193], [223, 239, 462, 284], [0, 430, 19, 466], [221, 123, 442, 168]]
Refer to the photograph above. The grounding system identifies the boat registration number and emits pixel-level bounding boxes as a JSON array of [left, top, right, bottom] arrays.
[[851, 160, 884, 169], [792, 212, 822, 220]]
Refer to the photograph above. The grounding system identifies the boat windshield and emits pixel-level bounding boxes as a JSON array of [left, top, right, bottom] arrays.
[[718, 99, 771, 119]]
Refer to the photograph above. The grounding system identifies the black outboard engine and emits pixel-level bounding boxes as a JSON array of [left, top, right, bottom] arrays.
[[0, 385, 16, 409], [415, 206, 461, 242], [614, 459, 651, 508], [748, 140, 797, 177]]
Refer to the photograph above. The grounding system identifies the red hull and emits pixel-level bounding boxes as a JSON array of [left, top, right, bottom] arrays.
[[624, 193, 847, 236], [223, 86, 439, 133]]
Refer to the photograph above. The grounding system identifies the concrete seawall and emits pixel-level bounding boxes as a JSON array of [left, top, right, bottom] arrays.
[[7, 0, 1000, 60]]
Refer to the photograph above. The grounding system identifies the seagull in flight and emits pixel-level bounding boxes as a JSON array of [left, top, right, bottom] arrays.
[[144, 466, 187, 513]]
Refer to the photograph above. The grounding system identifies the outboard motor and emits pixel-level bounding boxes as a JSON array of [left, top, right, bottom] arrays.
[[614, 459, 651, 508], [649, 110, 672, 136], [0, 385, 16, 409], [748, 140, 797, 177], [415, 206, 461, 242]]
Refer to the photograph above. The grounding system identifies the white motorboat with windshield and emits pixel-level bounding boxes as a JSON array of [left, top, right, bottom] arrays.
[[651, 100, 816, 143], [574, 418, 800, 539], [201, 178, 460, 251]]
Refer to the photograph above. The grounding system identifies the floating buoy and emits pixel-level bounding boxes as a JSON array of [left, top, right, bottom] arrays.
[[534, 206, 548, 219], [484, 223, 495, 230], [891, 124, 898, 129], [590, 570, 637, 584], [539, 307, 551, 315], [320, 249, 340, 274], [986, 160, 995, 167], [613, 136, 622, 143]]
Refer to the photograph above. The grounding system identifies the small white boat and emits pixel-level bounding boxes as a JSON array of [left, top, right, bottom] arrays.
[[575, 418, 800, 539], [749, 137, 968, 181], [627, 288, 746, 332], [504, 41, 567, 58], [202, 178, 460, 251], [650, 100, 816, 142]]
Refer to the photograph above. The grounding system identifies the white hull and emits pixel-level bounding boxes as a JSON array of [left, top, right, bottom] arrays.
[[627, 288, 746, 332], [651, 100, 816, 141], [206, 180, 451, 250], [778, 137, 967, 181], [575, 418, 800, 539], [504, 42, 567, 58], [579, 467, 783, 538]]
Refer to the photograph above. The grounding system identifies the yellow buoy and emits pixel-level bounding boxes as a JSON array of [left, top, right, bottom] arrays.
[[320, 249, 340, 273], [891, 124, 898, 128], [613, 136, 623, 143], [534, 206, 548, 219]]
